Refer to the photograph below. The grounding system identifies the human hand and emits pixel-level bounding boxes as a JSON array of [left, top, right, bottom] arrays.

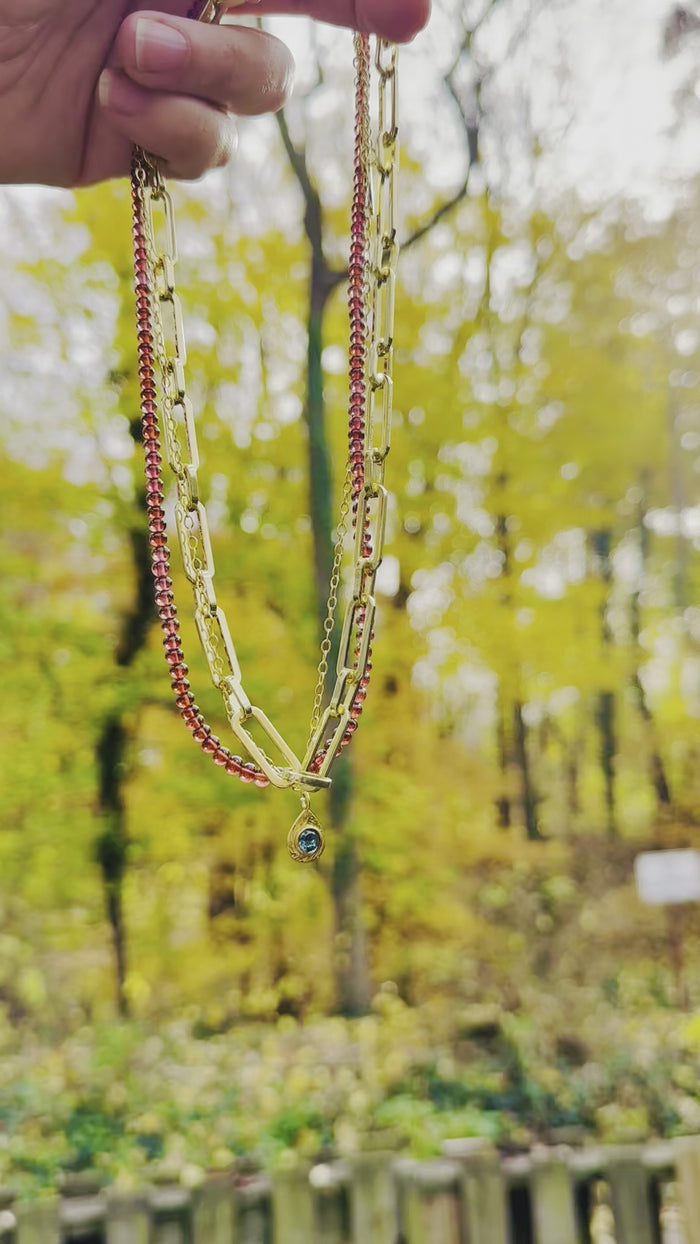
[[0, 0, 430, 188]]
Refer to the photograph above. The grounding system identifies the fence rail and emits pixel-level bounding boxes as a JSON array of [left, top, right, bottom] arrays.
[[3, 1134, 700, 1243]]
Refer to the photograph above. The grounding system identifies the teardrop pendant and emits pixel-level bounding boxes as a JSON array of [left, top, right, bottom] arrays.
[[287, 801, 325, 863]]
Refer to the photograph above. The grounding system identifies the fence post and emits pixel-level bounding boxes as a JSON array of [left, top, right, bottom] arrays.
[[501, 1155, 534, 1244], [150, 1184, 192, 1244], [237, 1174, 271, 1244], [309, 1162, 348, 1244], [105, 1192, 151, 1244], [348, 1154, 396, 1244], [272, 1166, 314, 1244], [192, 1179, 237, 1244], [605, 1148, 656, 1244], [530, 1149, 581, 1244], [675, 1136, 700, 1244], [0, 1209, 14, 1243], [60, 1189, 107, 1241], [15, 1198, 61, 1244], [573, 1181, 593, 1244], [445, 1139, 509, 1244], [400, 1159, 461, 1244]]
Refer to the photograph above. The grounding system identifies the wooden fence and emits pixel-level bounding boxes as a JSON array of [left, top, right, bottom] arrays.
[[2, 1135, 700, 1243]]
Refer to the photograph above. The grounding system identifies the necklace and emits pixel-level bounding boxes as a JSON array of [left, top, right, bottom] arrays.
[[129, 4, 398, 863]]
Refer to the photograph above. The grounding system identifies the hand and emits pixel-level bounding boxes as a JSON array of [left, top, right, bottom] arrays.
[[0, 0, 430, 188]]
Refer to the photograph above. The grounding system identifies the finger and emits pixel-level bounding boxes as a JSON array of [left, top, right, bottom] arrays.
[[98, 69, 237, 180], [112, 12, 294, 116], [221, 0, 431, 42]]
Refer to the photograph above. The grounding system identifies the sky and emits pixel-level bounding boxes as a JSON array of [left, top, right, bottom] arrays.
[[230, 0, 700, 230], [517, 0, 700, 212]]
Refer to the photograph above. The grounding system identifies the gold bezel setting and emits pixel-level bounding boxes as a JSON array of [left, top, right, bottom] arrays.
[[287, 809, 325, 864]]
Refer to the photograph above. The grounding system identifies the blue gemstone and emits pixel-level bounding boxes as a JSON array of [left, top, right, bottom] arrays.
[[298, 827, 321, 855]]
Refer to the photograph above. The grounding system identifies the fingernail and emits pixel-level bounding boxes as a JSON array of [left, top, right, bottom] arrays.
[[98, 69, 147, 116], [135, 17, 189, 73]]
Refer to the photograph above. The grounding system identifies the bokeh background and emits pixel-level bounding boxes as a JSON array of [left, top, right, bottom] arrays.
[[1, 0, 700, 1191]]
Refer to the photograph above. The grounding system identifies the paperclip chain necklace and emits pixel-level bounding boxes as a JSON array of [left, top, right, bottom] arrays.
[[130, 2, 398, 862]]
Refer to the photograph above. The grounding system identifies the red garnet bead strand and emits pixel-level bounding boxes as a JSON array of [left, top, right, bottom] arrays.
[[310, 37, 376, 775], [344, 36, 374, 747], [130, 160, 269, 789], [348, 35, 370, 522]]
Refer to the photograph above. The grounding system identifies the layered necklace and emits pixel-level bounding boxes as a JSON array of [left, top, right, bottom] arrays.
[[130, 1, 398, 862]]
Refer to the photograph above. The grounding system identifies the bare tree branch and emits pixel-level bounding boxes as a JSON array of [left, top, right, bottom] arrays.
[[274, 1, 500, 280], [401, 4, 496, 252], [274, 109, 322, 254], [274, 107, 346, 292], [663, 5, 700, 55]]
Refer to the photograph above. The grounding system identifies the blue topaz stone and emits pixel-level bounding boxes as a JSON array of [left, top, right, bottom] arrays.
[[287, 808, 325, 863], [298, 827, 322, 855]]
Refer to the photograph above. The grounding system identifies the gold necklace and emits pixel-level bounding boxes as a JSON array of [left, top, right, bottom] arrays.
[[130, 7, 398, 862]]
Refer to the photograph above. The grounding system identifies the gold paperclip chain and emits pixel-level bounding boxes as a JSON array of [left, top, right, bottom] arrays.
[[130, 23, 399, 861]]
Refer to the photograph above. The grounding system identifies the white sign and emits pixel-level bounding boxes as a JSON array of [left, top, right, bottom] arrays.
[[635, 850, 700, 906]]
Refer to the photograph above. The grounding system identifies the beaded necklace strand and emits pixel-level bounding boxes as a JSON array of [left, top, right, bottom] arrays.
[[130, 3, 398, 861]]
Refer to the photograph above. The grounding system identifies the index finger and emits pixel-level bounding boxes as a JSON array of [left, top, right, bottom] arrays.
[[222, 0, 430, 42]]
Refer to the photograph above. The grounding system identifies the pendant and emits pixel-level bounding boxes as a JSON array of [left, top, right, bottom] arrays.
[[287, 800, 325, 863]]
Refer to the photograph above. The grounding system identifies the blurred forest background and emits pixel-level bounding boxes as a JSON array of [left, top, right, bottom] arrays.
[[2, 0, 700, 1192]]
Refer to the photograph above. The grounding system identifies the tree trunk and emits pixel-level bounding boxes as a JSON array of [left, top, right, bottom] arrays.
[[495, 698, 512, 829], [630, 492, 672, 810], [596, 689, 617, 838], [493, 507, 538, 837], [306, 258, 336, 605], [95, 426, 155, 1016], [590, 528, 618, 837], [513, 700, 542, 840], [566, 738, 581, 822], [96, 719, 130, 1017], [330, 764, 370, 1016], [307, 209, 370, 1016], [667, 396, 690, 611]]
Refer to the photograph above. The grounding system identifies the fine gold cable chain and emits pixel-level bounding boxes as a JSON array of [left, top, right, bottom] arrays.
[[307, 466, 353, 747], [130, 13, 398, 861]]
